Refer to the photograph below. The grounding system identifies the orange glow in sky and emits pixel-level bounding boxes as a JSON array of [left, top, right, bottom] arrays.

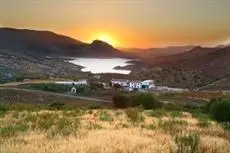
[[90, 33, 118, 47], [1, 0, 230, 48]]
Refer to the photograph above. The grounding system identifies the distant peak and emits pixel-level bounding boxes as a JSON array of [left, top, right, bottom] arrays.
[[92, 39, 112, 46], [90, 39, 115, 51], [190, 46, 203, 52], [216, 43, 230, 48], [91, 40, 113, 48]]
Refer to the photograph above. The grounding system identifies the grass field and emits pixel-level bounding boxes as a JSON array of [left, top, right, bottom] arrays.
[[0, 104, 229, 153]]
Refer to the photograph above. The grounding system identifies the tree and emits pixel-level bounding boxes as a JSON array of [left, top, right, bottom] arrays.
[[204, 98, 222, 113], [112, 93, 129, 108], [210, 100, 230, 122], [113, 84, 121, 91], [130, 93, 162, 109]]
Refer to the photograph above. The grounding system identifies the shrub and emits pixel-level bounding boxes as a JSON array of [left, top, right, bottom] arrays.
[[210, 100, 230, 122], [197, 118, 211, 128], [49, 102, 65, 110], [54, 118, 79, 136], [130, 93, 162, 109], [0, 104, 7, 112], [204, 98, 222, 113], [112, 93, 129, 108], [159, 119, 187, 134], [125, 108, 144, 123], [87, 122, 103, 130], [0, 111, 6, 117], [221, 122, 230, 131], [150, 109, 167, 117], [170, 111, 183, 118], [173, 132, 200, 153], [0, 124, 29, 137], [144, 124, 156, 130], [86, 103, 102, 109], [98, 111, 113, 121], [113, 84, 121, 90], [36, 113, 58, 131], [0, 103, 43, 111], [191, 112, 209, 121]]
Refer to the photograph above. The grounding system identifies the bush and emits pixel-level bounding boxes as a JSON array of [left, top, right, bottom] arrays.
[[173, 132, 200, 153], [204, 98, 222, 113], [210, 100, 230, 122], [98, 111, 113, 121], [130, 93, 162, 109], [49, 102, 65, 110], [125, 108, 144, 123], [112, 93, 129, 108], [170, 111, 183, 118], [86, 103, 102, 109], [197, 118, 211, 128], [159, 119, 188, 132], [0, 124, 29, 137], [150, 109, 167, 117]]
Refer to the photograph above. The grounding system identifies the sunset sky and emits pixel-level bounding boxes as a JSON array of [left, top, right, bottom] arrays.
[[0, 0, 230, 48]]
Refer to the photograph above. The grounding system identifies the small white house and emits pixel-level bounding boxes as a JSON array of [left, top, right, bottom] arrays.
[[74, 79, 88, 85], [111, 79, 129, 87], [129, 80, 142, 89], [71, 87, 77, 94], [55, 79, 88, 86], [141, 80, 155, 89], [93, 75, 101, 79]]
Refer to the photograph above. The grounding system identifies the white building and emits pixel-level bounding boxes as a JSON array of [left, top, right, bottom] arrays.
[[71, 87, 77, 94], [129, 80, 142, 89], [111, 79, 156, 90], [141, 80, 155, 89], [111, 79, 129, 87], [55, 79, 88, 86]]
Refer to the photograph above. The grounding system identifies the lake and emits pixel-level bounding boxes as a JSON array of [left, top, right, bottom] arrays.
[[69, 58, 133, 74]]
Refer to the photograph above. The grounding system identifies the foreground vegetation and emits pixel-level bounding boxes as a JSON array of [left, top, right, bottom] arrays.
[[0, 102, 230, 153]]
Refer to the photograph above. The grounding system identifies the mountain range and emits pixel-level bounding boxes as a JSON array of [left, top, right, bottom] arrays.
[[134, 45, 230, 89], [1, 27, 230, 89]]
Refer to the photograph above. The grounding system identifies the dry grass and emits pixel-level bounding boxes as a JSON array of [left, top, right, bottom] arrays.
[[0, 109, 230, 153]]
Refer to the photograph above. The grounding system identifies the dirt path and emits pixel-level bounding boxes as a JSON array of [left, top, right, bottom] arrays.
[[0, 80, 55, 87], [0, 87, 112, 104]]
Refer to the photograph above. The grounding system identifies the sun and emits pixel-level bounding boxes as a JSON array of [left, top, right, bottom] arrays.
[[95, 33, 117, 46]]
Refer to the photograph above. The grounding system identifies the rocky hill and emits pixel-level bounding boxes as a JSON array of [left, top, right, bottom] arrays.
[[0, 28, 121, 57], [136, 46, 230, 89], [0, 28, 126, 82]]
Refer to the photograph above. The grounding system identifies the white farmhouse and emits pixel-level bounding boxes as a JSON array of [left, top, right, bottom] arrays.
[[74, 79, 88, 85], [55, 79, 88, 86], [111, 79, 129, 87], [129, 80, 142, 89], [141, 80, 155, 89]]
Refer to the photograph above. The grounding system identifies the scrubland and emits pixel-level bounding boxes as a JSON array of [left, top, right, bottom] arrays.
[[0, 104, 229, 153]]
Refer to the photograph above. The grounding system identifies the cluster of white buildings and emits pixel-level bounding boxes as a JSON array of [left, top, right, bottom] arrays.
[[55, 80, 88, 86], [55, 78, 186, 93], [111, 79, 155, 91]]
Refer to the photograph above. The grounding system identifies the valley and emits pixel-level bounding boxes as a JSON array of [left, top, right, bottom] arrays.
[[1, 1, 230, 153], [1, 28, 230, 91]]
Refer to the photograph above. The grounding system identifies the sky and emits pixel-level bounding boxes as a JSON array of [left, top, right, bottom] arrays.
[[0, 0, 230, 48]]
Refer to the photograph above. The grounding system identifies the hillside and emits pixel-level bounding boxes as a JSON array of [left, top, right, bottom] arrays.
[[0, 28, 121, 57], [0, 28, 84, 56], [120, 46, 195, 58], [136, 46, 230, 89], [199, 75, 230, 91], [145, 46, 219, 67], [0, 28, 127, 81]]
